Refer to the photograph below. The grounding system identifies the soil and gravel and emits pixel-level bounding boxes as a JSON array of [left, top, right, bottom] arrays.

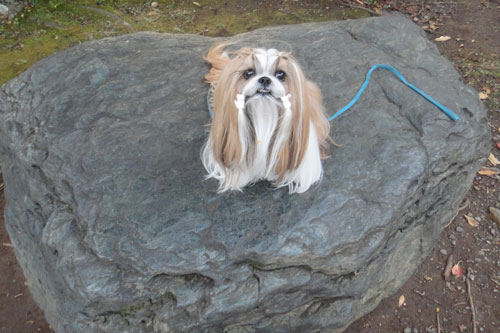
[[1, 1, 499, 332]]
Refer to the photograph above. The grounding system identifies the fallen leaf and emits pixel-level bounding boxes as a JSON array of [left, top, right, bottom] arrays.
[[479, 92, 488, 100], [429, 21, 438, 30], [193, 1, 201, 6], [435, 36, 451, 42], [424, 275, 432, 281], [414, 289, 425, 296], [489, 153, 500, 166], [478, 167, 500, 176], [464, 215, 479, 227], [451, 264, 463, 277], [443, 254, 453, 280], [147, 11, 158, 17], [398, 295, 405, 307]]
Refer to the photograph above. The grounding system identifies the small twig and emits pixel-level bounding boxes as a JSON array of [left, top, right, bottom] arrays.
[[277, 9, 306, 20], [79, 5, 136, 32], [491, 276, 500, 287], [436, 308, 441, 333], [445, 210, 459, 227], [466, 270, 477, 333], [1, 243, 13, 248], [422, 28, 441, 35], [342, 3, 383, 16], [445, 199, 469, 227]]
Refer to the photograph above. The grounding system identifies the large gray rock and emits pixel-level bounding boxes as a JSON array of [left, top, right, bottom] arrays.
[[0, 15, 489, 332]]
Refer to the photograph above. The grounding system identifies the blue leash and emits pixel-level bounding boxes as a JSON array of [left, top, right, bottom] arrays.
[[207, 64, 460, 122], [328, 64, 459, 121]]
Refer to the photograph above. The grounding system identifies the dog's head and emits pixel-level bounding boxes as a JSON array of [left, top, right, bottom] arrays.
[[204, 42, 330, 189]]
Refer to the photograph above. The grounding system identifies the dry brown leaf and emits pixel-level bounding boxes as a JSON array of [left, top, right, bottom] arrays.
[[193, 1, 201, 6], [398, 295, 405, 307], [478, 167, 500, 176], [489, 153, 500, 166], [435, 36, 451, 42], [479, 92, 489, 100], [443, 254, 453, 280], [464, 215, 479, 227]]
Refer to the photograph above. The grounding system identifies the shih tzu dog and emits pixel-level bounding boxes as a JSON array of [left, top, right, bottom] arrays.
[[201, 42, 330, 193]]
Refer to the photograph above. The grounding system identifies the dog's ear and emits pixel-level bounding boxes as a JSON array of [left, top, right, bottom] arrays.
[[208, 46, 251, 169], [204, 41, 233, 84], [303, 80, 330, 158], [274, 58, 330, 178]]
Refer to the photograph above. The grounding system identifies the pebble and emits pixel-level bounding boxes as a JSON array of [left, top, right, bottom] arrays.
[[404, 328, 412, 333], [475, 258, 481, 263], [456, 226, 464, 232], [469, 274, 475, 281], [440, 249, 448, 256], [449, 234, 456, 240], [478, 250, 485, 256], [451, 240, 456, 246], [0, 4, 9, 15]]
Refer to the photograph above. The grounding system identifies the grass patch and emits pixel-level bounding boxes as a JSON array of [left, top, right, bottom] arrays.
[[0, 0, 372, 85]]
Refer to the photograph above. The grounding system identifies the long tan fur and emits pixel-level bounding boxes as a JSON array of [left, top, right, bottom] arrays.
[[203, 42, 330, 191], [270, 54, 330, 180]]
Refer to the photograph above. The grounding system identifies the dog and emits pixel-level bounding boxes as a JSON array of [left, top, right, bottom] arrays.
[[201, 42, 330, 193]]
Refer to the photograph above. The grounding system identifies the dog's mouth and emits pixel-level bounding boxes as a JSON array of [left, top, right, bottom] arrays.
[[256, 88, 272, 95]]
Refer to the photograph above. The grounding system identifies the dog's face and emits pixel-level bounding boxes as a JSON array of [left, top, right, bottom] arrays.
[[209, 47, 307, 110], [238, 48, 288, 100], [202, 43, 330, 193]]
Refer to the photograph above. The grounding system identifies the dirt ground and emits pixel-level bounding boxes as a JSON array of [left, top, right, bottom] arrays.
[[1, 1, 499, 332]]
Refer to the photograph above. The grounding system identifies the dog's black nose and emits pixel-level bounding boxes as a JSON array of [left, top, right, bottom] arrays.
[[258, 76, 271, 87]]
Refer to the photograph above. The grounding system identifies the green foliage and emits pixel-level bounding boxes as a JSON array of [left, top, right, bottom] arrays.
[[0, 0, 373, 85]]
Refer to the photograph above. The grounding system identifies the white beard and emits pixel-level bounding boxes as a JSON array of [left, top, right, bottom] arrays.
[[201, 96, 323, 194]]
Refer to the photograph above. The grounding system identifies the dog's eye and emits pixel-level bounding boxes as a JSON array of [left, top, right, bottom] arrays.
[[243, 69, 255, 80], [275, 70, 286, 81]]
